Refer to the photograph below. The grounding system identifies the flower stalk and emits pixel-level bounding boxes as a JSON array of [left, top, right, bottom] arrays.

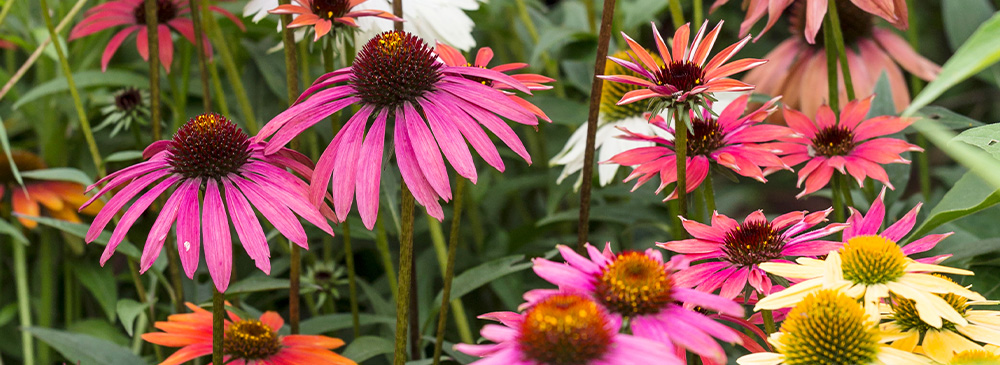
[[578, 0, 618, 247], [189, 0, 212, 112], [144, 0, 162, 141], [826, 0, 856, 101], [212, 288, 224, 365], [376, 214, 398, 299], [668, 0, 684, 26], [433, 178, 470, 365], [14, 238, 33, 365], [0, 0, 85, 102], [394, 187, 416, 365], [203, 6, 257, 133], [343, 222, 361, 337], [674, 106, 689, 229]]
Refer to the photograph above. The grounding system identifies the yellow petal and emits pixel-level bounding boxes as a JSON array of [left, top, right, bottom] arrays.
[[923, 330, 979, 363], [758, 262, 821, 279], [736, 352, 785, 365], [958, 323, 1000, 346], [898, 273, 986, 301], [755, 278, 824, 311], [876, 345, 935, 364], [905, 262, 974, 276]]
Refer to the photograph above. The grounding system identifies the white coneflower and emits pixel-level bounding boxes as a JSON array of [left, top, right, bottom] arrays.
[[351, 0, 483, 52]]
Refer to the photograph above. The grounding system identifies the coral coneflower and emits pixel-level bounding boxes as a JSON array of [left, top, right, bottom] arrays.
[[743, 0, 939, 117], [659, 209, 846, 300], [777, 96, 922, 198], [738, 290, 933, 365], [269, 0, 402, 41], [69, 0, 244, 72], [530, 243, 744, 363], [80, 113, 334, 292], [455, 292, 677, 365], [599, 21, 764, 110], [254, 30, 547, 229], [711, 0, 908, 43], [0, 151, 103, 229], [142, 302, 356, 365], [606, 94, 790, 200]]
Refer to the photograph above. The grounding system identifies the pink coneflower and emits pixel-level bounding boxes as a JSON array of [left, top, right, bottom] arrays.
[[606, 94, 791, 200], [777, 96, 922, 198], [69, 0, 244, 72], [269, 0, 402, 41], [599, 21, 764, 108], [658, 209, 846, 300], [744, 0, 938, 117], [142, 302, 355, 365], [80, 113, 334, 292], [712, 0, 908, 43], [530, 243, 745, 363], [844, 188, 950, 264], [254, 30, 546, 229], [435, 42, 555, 121], [455, 292, 677, 365]]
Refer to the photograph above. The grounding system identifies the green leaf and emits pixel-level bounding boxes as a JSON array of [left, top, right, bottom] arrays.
[[0, 217, 28, 245], [74, 262, 118, 322], [17, 215, 142, 259], [105, 150, 144, 163], [14, 70, 149, 109], [866, 72, 895, 118], [912, 106, 985, 131], [226, 276, 290, 294], [116, 299, 150, 337], [908, 171, 1000, 240], [953, 123, 1000, 159], [27, 327, 146, 365], [431, 255, 531, 310], [341, 336, 394, 363], [0, 117, 23, 188], [299, 313, 395, 335], [0, 303, 17, 328], [20, 167, 93, 186], [942, 0, 1000, 86]]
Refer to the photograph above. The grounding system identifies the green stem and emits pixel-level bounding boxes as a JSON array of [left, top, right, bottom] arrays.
[[823, 21, 839, 111], [674, 107, 689, 228], [203, 5, 257, 133], [0, 0, 15, 29], [668, 0, 685, 27], [704, 171, 716, 215], [838, 173, 854, 208], [343, 222, 361, 337], [433, 179, 472, 365], [289, 241, 301, 334], [174, 44, 193, 131], [298, 42, 310, 93], [584, 0, 596, 32], [831, 172, 844, 222], [37, 234, 54, 364], [277, 0, 300, 104], [39, 0, 104, 176], [208, 60, 231, 116], [212, 288, 224, 365], [693, 0, 703, 27], [826, 0, 855, 101], [0, 0, 86, 102], [13, 240, 33, 365], [167, 240, 185, 314], [189, 0, 212, 112], [394, 187, 416, 365], [128, 259, 162, 361], [375, 213, 398, 300], [762, 310, 776, 335], [904, 0, 930, 199], [144, 0, 162, 141]]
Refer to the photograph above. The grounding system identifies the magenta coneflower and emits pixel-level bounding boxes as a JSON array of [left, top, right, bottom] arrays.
[[254, 30, 546, 229], [455, 292, 678, 365], [777, 96, 922, 198], [69, 0, 244, 72], [530, 243, 744, 363], [606, 94, 791, 200], [599, 21, 764, 108], [844, 188, 949, 264], [270, 0, 402, 41], [659, 209, 847, 300], [80, 113, 334, 292]]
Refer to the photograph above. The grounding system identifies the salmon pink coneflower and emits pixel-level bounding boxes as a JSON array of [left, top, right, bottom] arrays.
[[777, 96, 922, 198], [69, 0, 244, 72], [455, 292, 678, 365], [254, 30, 547, 229], [269, 0, 402, 41], [142, 302, 356, 365], [80, 113, 335, 293], [530, 243, 745, 363], [658, 209, 847, 300], [606, 94, 791, 200], [599, 21, 764, 111], [0, 151, 104, 229], [712, 0, 908, 44]]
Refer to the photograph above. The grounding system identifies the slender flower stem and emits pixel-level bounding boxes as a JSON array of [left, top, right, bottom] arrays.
[[203, 8, 257, 133], [674, 107, 689, 229], [393, 0, 403, 31], [127, 259, 163, 360], [0, 0, 85, 102], [823, 22, 839, 111], [144, 0, 162, 141], [289, 239, 301, 334], [432, 179, 471, 365], [38, 232, 54, 364], [703, 170, 716, 214], [166, 240, 185, 314], [837, 173, 854, 208], [905, 0, 931, 199], [375, 213, 399, 300], [578, 0, 618, 248], [0, 0, 16, 30], [189, 0, 212, 111], [277, 0, 300, 105], [212, 288, 224, 365], [343, 222, 361, 337], [14, 240, 34, 365], [693, 0, 703, 27], [762, 310, 776, 335], [826, 0, 855, 101], [409, 254, 419, 359], [831, 172, 844, 222], [668, 0, 685, 27], [39, 0, 104, 176], [584, 0, 596, 32], [208, 60, 231, 115], [394, 187, 416, 365]]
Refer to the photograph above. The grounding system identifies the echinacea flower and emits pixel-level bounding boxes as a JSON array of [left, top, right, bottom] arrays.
[[607, 94, 790, 200], [659, 209, 846, 300], [777, 96, 922, 198], [352, 0, 483, 51], [454, 292, 677, 365], [947, 349, 1000, 365], [0, 151, 103, 229], [754, 224, 985, 329], [737, 289, 932, 365], [269, 0, 402, 41], [599, 21, 764, 110], [142, 302, 356, 365], [712, 0, 908, 44], [530, 243, 744, 363], [254, 30, 546, 229], [96, 87, 150, 137], [743, 0, 939, 117], [881, 276, 1000, 363], [80, 113, 334, 292], [843, 188, 949, 264], [69, 0, 244, 72]]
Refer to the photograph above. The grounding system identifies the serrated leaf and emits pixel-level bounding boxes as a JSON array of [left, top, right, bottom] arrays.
[[341, 336, 394, 363], [74, 262, 118, 322], [27, 327, 146, 365], [20, 167, 93, 186], [908, 171, 1000, 240], [299, 313, 395, 335], [953, 123, 1000, 159], [116, 299, 150, 337], [14, 70, 148, 109], [17, 215, 142, 259]]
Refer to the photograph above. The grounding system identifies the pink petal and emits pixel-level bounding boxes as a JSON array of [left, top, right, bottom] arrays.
[[355, 109, 388, 230], [222, 178, 270, 274], [203, 179, 233, 293], [175, 179, 203, 278]]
